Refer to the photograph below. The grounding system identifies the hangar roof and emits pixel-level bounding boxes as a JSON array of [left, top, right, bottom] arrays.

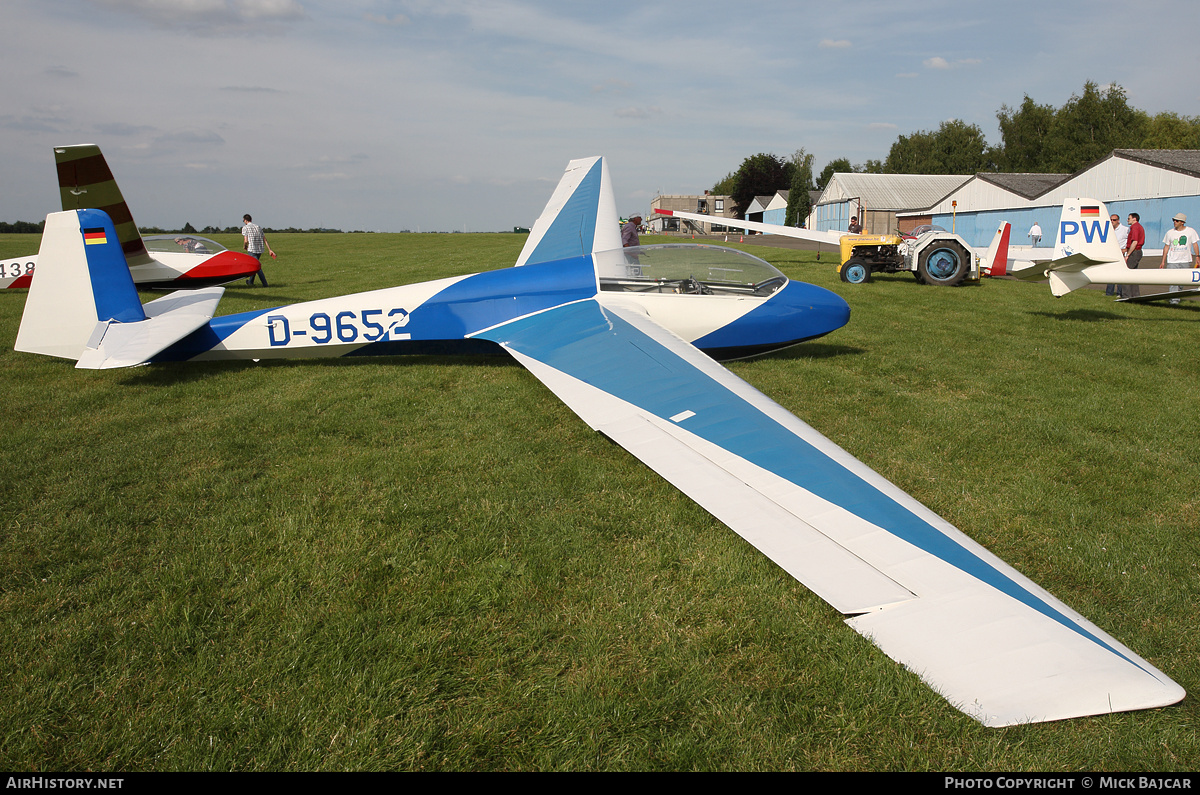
[[817, 173, 971, 211], [976, 172, 1069, 199]]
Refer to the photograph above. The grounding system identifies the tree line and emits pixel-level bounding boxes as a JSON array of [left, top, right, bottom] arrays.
[[713, 81, 1200, 223]]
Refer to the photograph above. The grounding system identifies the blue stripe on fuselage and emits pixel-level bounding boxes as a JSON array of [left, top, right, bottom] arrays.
[[692, 280, 849, 352], [152, 255, 598, 362], [348, 254, 598, 354], [149, 306, 276, 362]]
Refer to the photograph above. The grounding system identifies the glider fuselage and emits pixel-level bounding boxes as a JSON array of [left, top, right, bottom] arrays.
[[151, 246, 851, 364]]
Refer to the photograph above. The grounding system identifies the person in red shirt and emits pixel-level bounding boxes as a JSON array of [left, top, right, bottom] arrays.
[[1120, 212, 1146, 300]]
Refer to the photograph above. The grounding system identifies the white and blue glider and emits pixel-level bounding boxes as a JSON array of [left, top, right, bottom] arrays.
[[14, 158, 1184, 727]]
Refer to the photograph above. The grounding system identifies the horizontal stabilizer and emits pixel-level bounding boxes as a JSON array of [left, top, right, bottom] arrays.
[[1118, 288, 1200, 304], [1043, 252, 1108, 274], [1010, 263, 1047, 281], [76, 287, 224, 369]]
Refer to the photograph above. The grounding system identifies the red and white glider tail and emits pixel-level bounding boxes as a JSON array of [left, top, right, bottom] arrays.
[[981, 222, 1011, 277]]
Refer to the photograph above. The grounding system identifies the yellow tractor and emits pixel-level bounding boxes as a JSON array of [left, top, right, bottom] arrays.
[[836, 227, 976, 286]]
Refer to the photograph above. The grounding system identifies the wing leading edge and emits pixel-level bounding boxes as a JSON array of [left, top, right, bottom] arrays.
[[474, 299, 1183, 727]]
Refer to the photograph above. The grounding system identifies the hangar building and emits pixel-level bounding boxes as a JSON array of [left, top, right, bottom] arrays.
[[908, 150, 1200, 249], [810, 173, 971, 236]]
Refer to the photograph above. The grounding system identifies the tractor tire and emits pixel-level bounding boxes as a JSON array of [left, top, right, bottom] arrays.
[[916, 241, 970, 286], [839, 258, 871, 284]]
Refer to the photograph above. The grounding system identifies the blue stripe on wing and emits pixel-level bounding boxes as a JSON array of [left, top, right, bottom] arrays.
[[480, 299, 1143, 669]]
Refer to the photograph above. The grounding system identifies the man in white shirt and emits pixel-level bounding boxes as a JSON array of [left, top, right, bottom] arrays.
[[1159, 212, 1200, 304], [1028, 222, 1042, 246], [1106, 213, 1128, 296]]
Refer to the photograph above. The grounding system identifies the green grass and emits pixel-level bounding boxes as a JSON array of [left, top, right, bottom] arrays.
[[0, 232, 1196, 770]]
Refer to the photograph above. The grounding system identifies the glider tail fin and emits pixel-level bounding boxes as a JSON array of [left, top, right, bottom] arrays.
[[15, 209, 145, 361], [1055, 199, 1123, 264], [15, 209, 224, 369], [54, 144, 153, 267], [515, 156, 621, 267], [981, 221, 1011, 277]]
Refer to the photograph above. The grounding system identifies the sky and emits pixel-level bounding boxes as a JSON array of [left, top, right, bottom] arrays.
[[2, 0, 1199, 233]]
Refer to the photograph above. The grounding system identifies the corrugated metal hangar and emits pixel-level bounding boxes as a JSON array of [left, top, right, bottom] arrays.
[[908, 150, 1200, 250]]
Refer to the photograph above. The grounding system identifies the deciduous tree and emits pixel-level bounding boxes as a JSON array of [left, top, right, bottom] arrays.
[[730, 153, 790, 219], [786, 148, 815, 227]]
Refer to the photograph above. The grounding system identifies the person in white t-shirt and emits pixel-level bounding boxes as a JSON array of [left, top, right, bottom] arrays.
[[1159, 212, 1200, 304], [1028, 222, 1042, 245], [1106, 213, 1128, 296]]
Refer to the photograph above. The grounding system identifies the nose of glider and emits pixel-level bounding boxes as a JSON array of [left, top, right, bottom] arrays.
[[176, 251, 264, 286], [694, 279, 850, 360], [781, 279, 851, 340]]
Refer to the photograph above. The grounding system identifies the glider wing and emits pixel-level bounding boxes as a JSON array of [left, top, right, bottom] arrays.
[[653, 208, 846, 246], [475, 297, 1184, 727]]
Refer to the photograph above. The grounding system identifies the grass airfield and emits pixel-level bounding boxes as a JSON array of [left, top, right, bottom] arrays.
[[0, 231, 1197, 771]]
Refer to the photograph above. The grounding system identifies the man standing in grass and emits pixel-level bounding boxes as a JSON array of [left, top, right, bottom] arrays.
[[242, 213, 276, 287], [1159, 213, 1200, 305], [1106, 213, 1128, 296], [1120, 212, 1145, 300]]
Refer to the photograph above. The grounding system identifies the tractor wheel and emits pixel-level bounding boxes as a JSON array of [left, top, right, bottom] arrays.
[[916, 242, 969, 286], [839, 258, 871, 284]]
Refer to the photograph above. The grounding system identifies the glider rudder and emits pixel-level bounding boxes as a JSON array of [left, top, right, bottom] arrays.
[[15, 209, 145, 361], [55, 144, 153, 267], [982, 222, 1011, 277]]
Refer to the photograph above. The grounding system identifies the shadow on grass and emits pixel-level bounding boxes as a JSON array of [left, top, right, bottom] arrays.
[[1029, 308, 1127, 322], [115, 339, 862, 387], [845, 273, 983, 288], [747, 342, 865, 361], [117, 352, 518, 386]]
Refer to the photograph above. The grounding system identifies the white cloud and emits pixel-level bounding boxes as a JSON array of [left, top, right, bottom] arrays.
[[592, 78, 632, 95], [155, 130, 225, 145], [819, 39, 851, 49], [94, 0, 305, 34], [924, 56, 982, 70], [868, 122, 898, 130], [364, 12, 409, 26], [614, 106, 662, 119]]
